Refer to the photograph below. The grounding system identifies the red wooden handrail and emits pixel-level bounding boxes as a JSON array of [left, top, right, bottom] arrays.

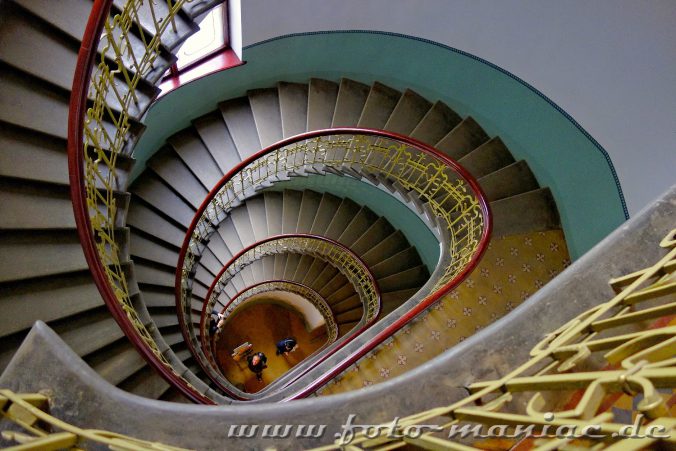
[[174, 128, 492, 400], [181, 233, 380, 396], [68, 0, 213, 404]]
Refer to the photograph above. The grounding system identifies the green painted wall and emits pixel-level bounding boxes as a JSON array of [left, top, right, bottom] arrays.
[[133, 31, 627, 260], [266, 174, 440, 273]]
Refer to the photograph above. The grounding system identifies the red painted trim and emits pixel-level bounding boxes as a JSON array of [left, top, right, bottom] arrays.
[[183, 233, 379, 396], [175, 128, 491, 401], [158, 48, 244, 96], [68, 0, 213, 404]]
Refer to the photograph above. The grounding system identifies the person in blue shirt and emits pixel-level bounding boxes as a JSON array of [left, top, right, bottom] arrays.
[[276, 337, 297, 356]]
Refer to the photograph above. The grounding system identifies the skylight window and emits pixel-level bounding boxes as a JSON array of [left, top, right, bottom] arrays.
[[175, 5, 226, 70]]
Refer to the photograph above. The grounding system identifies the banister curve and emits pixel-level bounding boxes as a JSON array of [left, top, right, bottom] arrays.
[[68, 0, 214, 404], [175, 128, 492, 400]]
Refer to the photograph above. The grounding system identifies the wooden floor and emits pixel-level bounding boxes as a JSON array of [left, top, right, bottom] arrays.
[[214, 302, 325, 393]]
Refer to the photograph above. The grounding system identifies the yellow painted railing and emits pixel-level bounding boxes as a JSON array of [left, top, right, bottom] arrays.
[[0, 390, 189, 450], [69, 0, 218, 403], [310, 229, 676, 450]]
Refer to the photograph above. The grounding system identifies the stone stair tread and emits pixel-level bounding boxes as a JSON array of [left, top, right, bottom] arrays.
[[245, 196, 269, 241], [478, 160, 539, 202], [192, 112, 242, 175], [87, 340, 147, 386], [337, 206, 379, 248], [378, 265, 429, 292], [264, 191, 284, 236], [310, 192, 342, 235], [296, 190, 323, 232], [0, 179, 75, 230], [230, 204, 256, 248], [216, 218, 244, 255], [168, 129, 223, 190], [409, 101, 462, 146], [248, 88, 283, 148], [219, 97, 262, 160], [384, 88, 432, 135], [358, 82, 402, 129], [0, 231, 89, 283], [127, 202, 186, 246], [148, 146, 210, 208], [490, 188, 561, 237], [370, 246, 423, 279], [282, 190, 303, 234], [307, 78, 339, 131], [360, 230, 409, 267], [0, 272, 103, 338], [131, 174, 196, 227], [332, 78, 370, 127], [435, 116, 490, 161], [350, 217, 396, 257], [458, 137, 515, 179], [278, 81, 308, 138], [324, 198, 361, 240]]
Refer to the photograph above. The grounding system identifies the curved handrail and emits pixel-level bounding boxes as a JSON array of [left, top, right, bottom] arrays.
[[175, 129, 492, 399], [68, 0, 217, 403], [184, 234, 379, 393]]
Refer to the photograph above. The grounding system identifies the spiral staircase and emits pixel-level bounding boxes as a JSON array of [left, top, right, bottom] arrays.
[[0, 0, 568, 401], [1, 1, 674, 449]]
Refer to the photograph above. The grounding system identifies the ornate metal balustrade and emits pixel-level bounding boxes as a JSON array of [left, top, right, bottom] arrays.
[[175, 130, 490, 399], [310, 229, 676, 450], [219, 281, 338, 344], [68, 0, 221, 403], [184, 235, 379, 395], [0, 390, 188, 450]]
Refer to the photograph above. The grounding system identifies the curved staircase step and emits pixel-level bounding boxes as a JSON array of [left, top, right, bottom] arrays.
[[307, 78, 338, 130], [147, 146, 210, 208], [358, 82, 401, 129], [384, 88, 432, 135], [410, 101, 462, 145], [332, 78, 370, 127], [278, 82, 308, 138], [248, 88, 283, 148], [219, 97, 261, 160], [491, 188, 561, 237], [435, 116, 490, 161], [191, 113, 241, 175], [478, 160, 539, 201], [282, 190, 303, 234], [458, 137, 515, 179]]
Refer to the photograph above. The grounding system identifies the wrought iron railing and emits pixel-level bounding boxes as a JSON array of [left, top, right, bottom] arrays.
[[68, 0, 221, 403], [0, 390, 189, 450], [188, 234, 378, 394], [175, 129, 491, 399], [309, 229, 676, 450]]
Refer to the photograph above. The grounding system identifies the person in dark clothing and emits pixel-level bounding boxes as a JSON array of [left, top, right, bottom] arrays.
[[276, 337, 297, 356], [209, 316, 217, 336], [247, 352, 267, 382]]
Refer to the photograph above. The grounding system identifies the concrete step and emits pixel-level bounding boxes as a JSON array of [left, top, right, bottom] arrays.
[[216, 218, 244, 255], [435, 116, 490, 161], [324, 198, 361, 240], [296, 190, 323, 233], [337, 206, 379, 248], [264, 191, 283, 236], [168, 129, 223, 190], [127, 202, 186, 246], [350, 217, 396, 256], [360, 230, 409, 267], [409, 101, 462, 146], [370, 246, 423, 279], [130, 174, 196, 228], [230, 204, 256, 248], [458, 137, 515, 179], [0, 178, 75, 229], [357, 82, 401, 129], [86, 340, 147, 387], [491, 188, 561, 237], [278, 82, 308, 138], [147, 146, 210, 208], [384, 89, 432, 135], [248, 88, 283, 148], [219, 97, 262, 160], [192, 112, 242, 175], [378, 265, 429, 292], [245, 196, 269, 241], [282, 190, 303, 234], [478, 160, 539, 202], [381, 288, 420, 316], [307, 78, 338, 131], [332, 78, 370, 127], [310, 192, 342, 235]]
